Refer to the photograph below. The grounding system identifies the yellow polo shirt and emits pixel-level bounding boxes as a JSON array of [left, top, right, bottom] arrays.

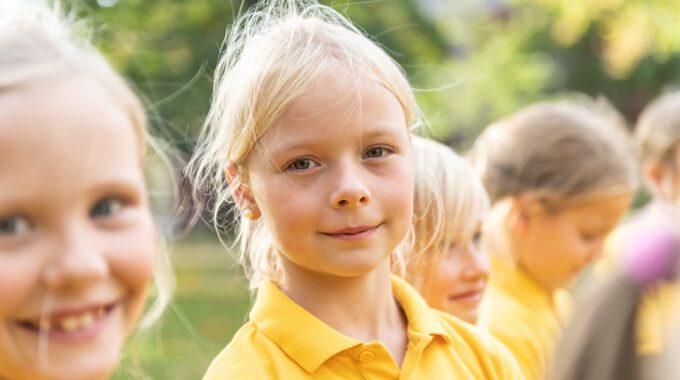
[[598, 205, 679, 355], [203, 275, 524, 379], [479, 259, 571, 380]]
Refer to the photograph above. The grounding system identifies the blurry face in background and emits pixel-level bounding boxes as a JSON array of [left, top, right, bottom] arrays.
[[420, 232, 489, 324], [0, 75, 155, 380], [514, 194, 632, 292]]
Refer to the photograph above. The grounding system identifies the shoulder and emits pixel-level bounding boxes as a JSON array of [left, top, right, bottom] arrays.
[[479, 305, 549, 380], [202, 322, 271, 380], [433, 311, 525, 379], [480, 287, 535, 330]]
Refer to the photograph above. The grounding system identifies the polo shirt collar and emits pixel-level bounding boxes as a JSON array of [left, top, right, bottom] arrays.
[[390, 275, 449, 340], [249, 275, 449, 373]]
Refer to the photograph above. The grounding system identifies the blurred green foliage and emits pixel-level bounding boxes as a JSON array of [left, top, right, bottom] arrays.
[[79, 0, 680, 151]]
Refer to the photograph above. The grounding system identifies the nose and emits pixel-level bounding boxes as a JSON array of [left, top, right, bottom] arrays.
[[461, 242, 490, 281], [42, 224, 108, 289], [329, 159, 371, 209]]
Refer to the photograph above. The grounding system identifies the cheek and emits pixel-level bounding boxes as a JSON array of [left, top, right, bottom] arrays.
[[0, 255, 41, 317], [438, 257, 462, 286], [106, 218, 156, 300], [378, 162, 414, 221]]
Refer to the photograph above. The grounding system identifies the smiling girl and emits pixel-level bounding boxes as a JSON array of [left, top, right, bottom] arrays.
[[0, 1, 168, 379], [190, 1, 522, 378], [404, 136, 490, 324]]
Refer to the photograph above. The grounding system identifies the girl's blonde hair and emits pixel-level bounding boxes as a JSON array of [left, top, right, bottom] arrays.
[[404, 136, 489, 291], [469, 101, 638, 255], [0, 0, 171, 328], [190, 0, 421, 290]]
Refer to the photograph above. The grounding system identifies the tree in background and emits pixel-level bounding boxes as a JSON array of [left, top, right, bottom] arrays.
[[83, 0, 680, 149]]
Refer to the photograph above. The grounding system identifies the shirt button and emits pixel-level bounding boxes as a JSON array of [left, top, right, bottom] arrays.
[[358, 351, 375, 363]]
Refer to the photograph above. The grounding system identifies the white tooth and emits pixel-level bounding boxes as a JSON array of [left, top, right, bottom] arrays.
[[39, 320, 52, 333], [79, 313, 95, 329], [59, 316, 79, 332]]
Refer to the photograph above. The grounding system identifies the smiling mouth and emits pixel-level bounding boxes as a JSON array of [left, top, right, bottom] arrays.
[[321, 225, 380, 240], [16, 303, 117, 335], [449, 290, 484, 303]]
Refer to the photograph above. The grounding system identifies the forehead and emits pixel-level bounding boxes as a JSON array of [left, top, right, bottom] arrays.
[[561, 194, 631, 228], [256, 72, 409, 154], [0, 76, 144, 195]]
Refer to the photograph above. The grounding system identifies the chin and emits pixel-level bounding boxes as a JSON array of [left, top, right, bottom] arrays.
[[11, 363, 116, 380]]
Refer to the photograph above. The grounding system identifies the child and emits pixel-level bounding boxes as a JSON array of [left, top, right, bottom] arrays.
[[0, 1, 170, 379], [190, 1, 523, 378], [469, 101, 638, 380], [404, 136, 490, 324], [549, 217, 680, 380], [601, 91, 680, 355]]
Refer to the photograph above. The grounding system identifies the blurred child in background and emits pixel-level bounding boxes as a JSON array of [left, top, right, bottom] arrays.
[[598, 91, 680, 355], [469, 101, 637, 380], [0, 1, 171, 379], [404, 136, 490, 324], [190, 1, 523, 378], [550, 215, 680, 380]]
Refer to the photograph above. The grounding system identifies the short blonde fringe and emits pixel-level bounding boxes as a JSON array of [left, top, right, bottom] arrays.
[[189, 0, 422, 291]]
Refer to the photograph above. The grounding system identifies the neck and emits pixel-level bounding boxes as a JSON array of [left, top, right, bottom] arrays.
[[279, 258, 408, 364]]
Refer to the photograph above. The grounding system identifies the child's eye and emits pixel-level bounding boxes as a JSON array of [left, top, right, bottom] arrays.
[[363, 147, 389, 159], [0, 215, 31, 236], [90, 198, 124, 219], [287, 158, 319, 171]]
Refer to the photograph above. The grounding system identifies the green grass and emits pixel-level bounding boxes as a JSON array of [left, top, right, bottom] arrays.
[[112, 235, 252, 380]]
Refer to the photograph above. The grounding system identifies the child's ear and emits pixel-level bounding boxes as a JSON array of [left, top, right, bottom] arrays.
[[643, 159, 669, 197], [509, 195, 540, 235], [226, 164, 261, 220]]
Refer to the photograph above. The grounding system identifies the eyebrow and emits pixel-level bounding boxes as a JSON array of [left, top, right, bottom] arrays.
[[269, 124, 408, 154]]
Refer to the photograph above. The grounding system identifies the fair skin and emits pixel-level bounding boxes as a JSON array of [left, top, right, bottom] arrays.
[[644, 146, 680, 205], [511, 194, 632, 292], [0, 74, 155, 380], [231, 68, 413, 365], [420, 232, 489, 324]]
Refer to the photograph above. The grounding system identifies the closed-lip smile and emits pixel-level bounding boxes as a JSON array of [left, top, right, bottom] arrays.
[[449, 288, 485, 303], [321, 224, 380, 240]]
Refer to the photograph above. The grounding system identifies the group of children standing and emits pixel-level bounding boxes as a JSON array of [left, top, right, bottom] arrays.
[[1, 0, 679, 379]]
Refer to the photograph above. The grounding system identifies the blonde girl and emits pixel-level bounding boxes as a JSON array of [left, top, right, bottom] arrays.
[[190, 1, 522, 378], [601, 91, 680, 355], [404, 136, 490, 324], [469, 101, 637, 380], [0, 1, 171, 379]]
